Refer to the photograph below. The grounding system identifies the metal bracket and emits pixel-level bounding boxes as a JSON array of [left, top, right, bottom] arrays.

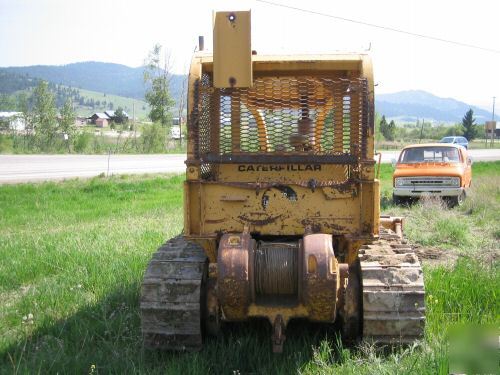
[[271, 315, 286, 353]]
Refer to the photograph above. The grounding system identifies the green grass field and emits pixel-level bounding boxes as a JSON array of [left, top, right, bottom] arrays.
[[76, 88, 149, 119], [0, 163, 498, 374]]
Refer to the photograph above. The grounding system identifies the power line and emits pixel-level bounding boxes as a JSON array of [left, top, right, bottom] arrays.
[[255, 0, 500, 54]]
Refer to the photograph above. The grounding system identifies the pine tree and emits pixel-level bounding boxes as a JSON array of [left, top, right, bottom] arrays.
[[379, 115, 396, 141], [379, 115, 388, 137], [461, 109, 477, 141], [387, 120, 396, 141], [114, 107, 127, 124]]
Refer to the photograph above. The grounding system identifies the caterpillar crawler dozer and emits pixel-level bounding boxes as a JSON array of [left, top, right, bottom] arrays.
[[140, 11, 425, 353]]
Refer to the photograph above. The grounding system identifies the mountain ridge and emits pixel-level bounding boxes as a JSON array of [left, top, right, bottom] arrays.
[[1, 62, 498, 123], [376, 89, 498, 123], [1, 61, 185, 102]]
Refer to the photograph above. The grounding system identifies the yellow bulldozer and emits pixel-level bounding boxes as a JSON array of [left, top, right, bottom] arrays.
[[140, 11, 425, 353]]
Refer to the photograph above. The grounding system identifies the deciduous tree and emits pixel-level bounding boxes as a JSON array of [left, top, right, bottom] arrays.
[[59, 98, 76, 151], [32, 81, 57, 151], [143, 44, 175, 126]]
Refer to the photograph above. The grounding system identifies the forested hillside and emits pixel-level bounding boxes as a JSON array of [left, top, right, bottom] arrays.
[[0, 62, 185, 102], [0, 71, 149, 117]]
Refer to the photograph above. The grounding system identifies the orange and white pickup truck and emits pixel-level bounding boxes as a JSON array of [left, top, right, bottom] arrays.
[[392, 143, 472, 206]]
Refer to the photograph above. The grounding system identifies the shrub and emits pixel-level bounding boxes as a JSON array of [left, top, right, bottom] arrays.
[[140, 123, 166, 153], [73, 132, 92, 153], [0, 134, 13, 153]]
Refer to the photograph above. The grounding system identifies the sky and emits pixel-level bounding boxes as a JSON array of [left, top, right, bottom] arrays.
[[0, 0, 499, 110]]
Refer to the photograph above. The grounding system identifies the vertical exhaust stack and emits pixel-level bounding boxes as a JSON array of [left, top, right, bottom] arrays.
[[213, 10, 253, 88]]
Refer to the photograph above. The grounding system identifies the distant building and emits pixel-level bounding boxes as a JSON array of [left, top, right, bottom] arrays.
[[95, 118, 109, 128], [75, 116, 88, 126], [0, 112, 25, 131], [486, 129, 500, 139], [88, 112, 110, 125], [485, 121, 499, 139], [89, 111, 129, 126]]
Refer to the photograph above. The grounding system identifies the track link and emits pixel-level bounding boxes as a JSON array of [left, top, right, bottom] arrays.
[[359, 228, 425, 344], [140, 236, 207, 351]]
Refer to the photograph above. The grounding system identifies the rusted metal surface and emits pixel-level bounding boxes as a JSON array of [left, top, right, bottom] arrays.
[[217, 232, 254, 320], [204, 178, 357, 190], [301, 233, 340, 322], [216, 231, 349, 332], [254, 241, 298, 296], [271, 315, 286, 353], [340, 261, 362, 341], [380, 216, 403, 238], [189, 181, 366, 236]]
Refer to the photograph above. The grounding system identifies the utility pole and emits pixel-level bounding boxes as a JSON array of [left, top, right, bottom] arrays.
[[419, 118, 424, 143], [492, 96, 496, 146]]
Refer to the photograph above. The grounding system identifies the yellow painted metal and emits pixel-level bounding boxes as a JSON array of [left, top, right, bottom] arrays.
[[213, 11, 252, 88], [248, 304, 309, 325], [188, 182, 360, 236], [215, 164, 348, 182], [185, 50, 377, 269]]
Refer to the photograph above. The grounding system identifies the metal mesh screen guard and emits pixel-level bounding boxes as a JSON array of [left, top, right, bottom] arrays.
[[190, 74, 371, 166]]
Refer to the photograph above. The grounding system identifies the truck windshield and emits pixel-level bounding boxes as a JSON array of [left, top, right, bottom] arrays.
[[399, 146, 460, 163]]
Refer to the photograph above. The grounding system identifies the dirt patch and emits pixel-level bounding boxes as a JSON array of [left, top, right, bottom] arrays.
[[413, 245, 460, 268], [0, 285, 33, 318], [476, 248, 500, 266]]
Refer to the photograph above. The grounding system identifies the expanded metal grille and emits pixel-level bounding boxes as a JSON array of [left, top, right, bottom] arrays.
[[190, 73, 371, 169]]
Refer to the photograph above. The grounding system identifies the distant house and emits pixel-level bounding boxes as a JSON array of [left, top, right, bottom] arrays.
[[485, 121, 499, 139], [75, 116, 88, 126], [0, 112, 25, 131], [95, 118, 109, 128], [486, 129, 500, 139], [105, 110, 129, 122], [88, 112, 110, 125]]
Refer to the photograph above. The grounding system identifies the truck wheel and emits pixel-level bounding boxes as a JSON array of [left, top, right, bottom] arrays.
[[447, 191, 465, 208], [392, 194, 405, 206]]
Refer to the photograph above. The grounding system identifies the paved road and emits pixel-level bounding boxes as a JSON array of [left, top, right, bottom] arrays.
[[0, 154, 185, 184], [377, 149, 500, 163], [1, 149, 499, 184]]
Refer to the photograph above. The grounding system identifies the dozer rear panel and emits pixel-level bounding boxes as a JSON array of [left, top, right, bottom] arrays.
[[184, 62, 380, 264]]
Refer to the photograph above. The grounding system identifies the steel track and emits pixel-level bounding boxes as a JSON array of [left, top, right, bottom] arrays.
[[360, 228, 426, 343], [140, 236, 207, 351]]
